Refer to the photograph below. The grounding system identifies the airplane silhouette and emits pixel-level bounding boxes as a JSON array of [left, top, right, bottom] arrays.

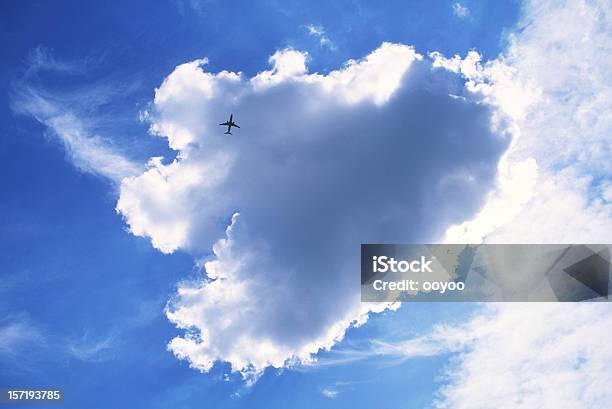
[[219, 114, 240, 135]]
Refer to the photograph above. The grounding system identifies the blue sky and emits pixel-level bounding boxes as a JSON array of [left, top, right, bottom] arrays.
[[2, 1, 612, 408]]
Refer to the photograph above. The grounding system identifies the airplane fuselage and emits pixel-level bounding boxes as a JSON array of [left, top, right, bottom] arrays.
[[220, 114, 240, 135]]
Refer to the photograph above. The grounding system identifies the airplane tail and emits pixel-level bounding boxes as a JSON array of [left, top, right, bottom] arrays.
[[224, 131, 232, 135]]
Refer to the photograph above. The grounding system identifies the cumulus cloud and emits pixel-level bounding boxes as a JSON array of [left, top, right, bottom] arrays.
[[430, 1, 612, 407], [116, 42, 515, 379], [365, 304, 612, 409], [440, 304, 612, 409], [443, 0, 612, 244]]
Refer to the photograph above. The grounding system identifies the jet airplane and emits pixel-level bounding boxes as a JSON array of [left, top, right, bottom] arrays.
[[219, 114, 240, 135]]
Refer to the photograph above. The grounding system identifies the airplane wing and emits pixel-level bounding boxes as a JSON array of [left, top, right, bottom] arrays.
[[219, 122, 230, 126], [234, 124, 240, 128]]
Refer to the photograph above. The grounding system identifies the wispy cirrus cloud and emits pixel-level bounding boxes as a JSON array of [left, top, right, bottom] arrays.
[[321, 387, 338, 399], [0, 316, 45, 356], [13, 87, 142, 182], [452, 3, 470, 18], [11, 48, 143, 183], [25, 45, 89, 76], [67, 334, 116, 362], [305, 24, 335, 49]]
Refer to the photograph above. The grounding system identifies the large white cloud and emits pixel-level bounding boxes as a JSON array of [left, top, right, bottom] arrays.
[[370, 303, 612, 409], [116, 42, 515, 378], [443, 0, 612, 244], [432, 0, 612, 407], [436, 304, 612, 409]]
